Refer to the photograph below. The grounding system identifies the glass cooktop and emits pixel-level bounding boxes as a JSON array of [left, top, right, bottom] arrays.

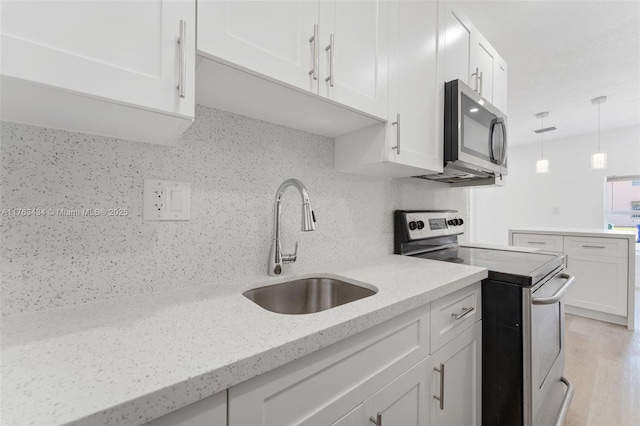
[[414, 246, 564, 287]]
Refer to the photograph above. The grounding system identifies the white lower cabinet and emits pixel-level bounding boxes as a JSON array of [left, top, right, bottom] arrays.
[[330, 358, 430, 426], [429, 321, 482, 426], [510, 231, 634, 328], [564, 236, 628, 317], [361, 357, 430, 425], [228, 283, 482, 426], [143, 390, 226, 426], [228, 303, 431, 425]]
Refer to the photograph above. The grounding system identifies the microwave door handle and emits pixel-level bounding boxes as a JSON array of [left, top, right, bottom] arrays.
[[500, 122, 508, 165], [489, 119, 498, 162]]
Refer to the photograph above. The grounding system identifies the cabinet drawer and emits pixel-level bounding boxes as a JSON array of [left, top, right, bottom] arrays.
[[431, 282, 481, 352], [564, 236, 628, 258], [512, 233, 564, 253]]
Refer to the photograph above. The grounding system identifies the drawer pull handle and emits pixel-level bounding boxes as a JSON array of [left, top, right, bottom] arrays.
[[434, 363, 445, 410], [452, 306, 474, 320], [582, 245, 605, 249], [369, 412, 382, 426], [527, 241, 546, 245]]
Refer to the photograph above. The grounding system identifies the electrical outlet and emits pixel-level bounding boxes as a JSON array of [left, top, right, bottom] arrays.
[[153, 189, 165, 212], [144, 180, 190, 221]]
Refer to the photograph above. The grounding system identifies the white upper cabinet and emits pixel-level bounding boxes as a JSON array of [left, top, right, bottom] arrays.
[[492, 56, 508, 114], [195, 0, 388, 137], [318, 0, 388, 118], [197, 0, 319, 94], [387, 0, 442, 174], [335, 0, 443, 178], [0, 0, 195, 145], [470, 33, 495, 103], [440, 2, 507, 113], [442, 6, 472, 86]]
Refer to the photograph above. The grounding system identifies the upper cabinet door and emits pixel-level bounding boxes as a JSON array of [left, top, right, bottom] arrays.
[[197, 0, 319, 94], [441, 4, 472, 85], [470, 33, 495, 103], [1, 0, 194, 118], [492, 56, 508, 114], [387, 0, 442, 173], [318, 0, 388, 119]]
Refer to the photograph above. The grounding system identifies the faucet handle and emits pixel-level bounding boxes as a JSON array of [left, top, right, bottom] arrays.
[[282, 242, 298, 264]]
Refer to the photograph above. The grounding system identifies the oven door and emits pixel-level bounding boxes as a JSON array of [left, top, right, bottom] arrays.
[[525, 272, 575, 426]]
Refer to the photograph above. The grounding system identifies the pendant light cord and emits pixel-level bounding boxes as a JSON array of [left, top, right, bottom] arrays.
[[540, 116, 544, 159], [597, 102, 601, 152]]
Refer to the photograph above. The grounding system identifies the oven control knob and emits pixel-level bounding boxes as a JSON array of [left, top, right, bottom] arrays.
[[452, 218, 459, 226], [416, 220, 425, 230], [447, 219, 454, 226], [458, 218, 464, 225], [409, 221, 417, 230]]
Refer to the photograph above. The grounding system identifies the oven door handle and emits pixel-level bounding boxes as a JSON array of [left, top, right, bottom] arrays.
[[553, 377, 575, 426], [532, 273, 575, 305]]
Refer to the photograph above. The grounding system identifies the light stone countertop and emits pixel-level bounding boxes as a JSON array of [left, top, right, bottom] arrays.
[[509, 227, 637, 240], [1, 255, 487, 426]]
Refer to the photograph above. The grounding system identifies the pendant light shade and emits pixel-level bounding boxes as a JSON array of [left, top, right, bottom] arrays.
[[534, 112, 554, 174], [591, 96, 607, 170], [591, 152, 607, 169], [536, 159, 550, 173]]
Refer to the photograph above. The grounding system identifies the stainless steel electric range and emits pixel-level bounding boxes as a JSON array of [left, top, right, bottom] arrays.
[[394, 210, 575, 426]]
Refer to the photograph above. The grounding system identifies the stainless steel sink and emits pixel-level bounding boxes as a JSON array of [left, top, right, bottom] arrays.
[[243, 277, 377, 315]]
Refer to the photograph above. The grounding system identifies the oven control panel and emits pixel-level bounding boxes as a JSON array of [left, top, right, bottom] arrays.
[[398, 210, 465, 241]]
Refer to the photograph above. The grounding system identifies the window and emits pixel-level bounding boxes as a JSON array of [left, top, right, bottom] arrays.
[[605, 175, 640, 230]]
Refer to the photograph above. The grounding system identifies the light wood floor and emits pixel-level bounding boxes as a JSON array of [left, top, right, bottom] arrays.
[[564, 289, 640, 426]]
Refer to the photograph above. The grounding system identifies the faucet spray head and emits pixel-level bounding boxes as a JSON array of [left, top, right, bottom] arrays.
[[302, 203, 316, 232]]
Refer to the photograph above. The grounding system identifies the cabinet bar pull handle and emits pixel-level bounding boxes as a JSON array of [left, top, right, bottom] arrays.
[[308, 24, 318, 80], [369, 412, 382, 426], [582, 245, 606, 249], [471, 67, 479, 92], [325, 34, 335, 87], [452, 306, 474, 320], [434, 364, 445, 410], [527, 241, 546, 245], [177, 20, 187, 98], [479, 71, 483, 97], [391, 113, 401, 155], [565, 254, 569, 269]]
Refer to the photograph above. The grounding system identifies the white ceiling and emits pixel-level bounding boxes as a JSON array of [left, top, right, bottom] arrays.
[[456, 0, 640, 146]]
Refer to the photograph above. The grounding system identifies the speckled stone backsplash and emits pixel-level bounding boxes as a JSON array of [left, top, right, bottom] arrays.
[[1, 105, 468, 316]]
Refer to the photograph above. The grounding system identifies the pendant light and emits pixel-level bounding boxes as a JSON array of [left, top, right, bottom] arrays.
[[534, 112, 556, 173], [591, 96, 607, 170]]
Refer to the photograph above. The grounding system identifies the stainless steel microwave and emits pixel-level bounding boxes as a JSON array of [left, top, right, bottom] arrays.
[[417, 79, 507, 185]]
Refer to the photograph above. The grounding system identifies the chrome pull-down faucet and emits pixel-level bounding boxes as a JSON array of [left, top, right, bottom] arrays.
[[269, 179, 316, 276]]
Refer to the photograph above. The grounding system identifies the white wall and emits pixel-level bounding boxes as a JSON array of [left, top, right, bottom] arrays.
[[470, 125, 640, 245], [1, 105, 469, 317]]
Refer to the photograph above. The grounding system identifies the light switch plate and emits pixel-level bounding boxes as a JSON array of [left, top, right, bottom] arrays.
[[144, 179, 190, 221]]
